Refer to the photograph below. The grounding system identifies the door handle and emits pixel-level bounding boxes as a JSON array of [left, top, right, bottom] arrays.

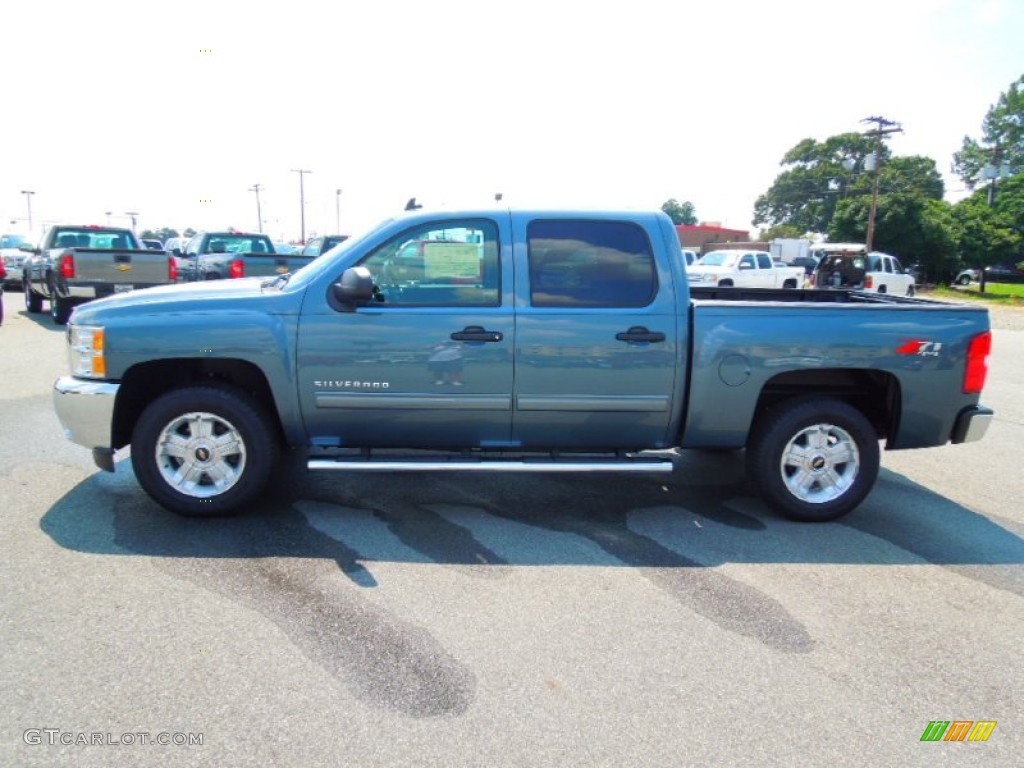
[[615, 326, 665, 343], [451, 325, 504, 342]]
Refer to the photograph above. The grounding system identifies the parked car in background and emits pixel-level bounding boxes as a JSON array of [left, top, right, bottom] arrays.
[[1, 233, 32, 289], [955, 268, 980, 285], [299, 235, 350, 259], [141, 239, 163, 250], [687, 249, 803, 288], [981, 263, 1024, 284], [813, 250, 916, 296], [680, 248, 698, 267], [180, 231, 315, 281], [23, 225, 177, 324]]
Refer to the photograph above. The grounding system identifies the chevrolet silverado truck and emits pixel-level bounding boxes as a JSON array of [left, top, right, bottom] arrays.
[[687, 249, 805, 288], [52, 209, 993, 522], [24, 225, 177, 324], [178, 231, 316, 281]]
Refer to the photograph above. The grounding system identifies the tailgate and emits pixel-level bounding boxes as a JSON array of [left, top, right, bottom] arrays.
[[72, 249, 172, 287], [241, 253, 315, 276]]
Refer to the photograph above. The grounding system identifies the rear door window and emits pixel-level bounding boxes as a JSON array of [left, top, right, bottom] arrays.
[[527, 219, 656, 308]]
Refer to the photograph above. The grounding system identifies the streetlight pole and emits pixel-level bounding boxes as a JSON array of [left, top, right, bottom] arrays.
[[249, 184, 263, 233], [291, 169, 312, 242], [20, 190, 35, 232], [860, 116, 902, 252], [124, 211, 139, 231], [335, 188, 342, 233]]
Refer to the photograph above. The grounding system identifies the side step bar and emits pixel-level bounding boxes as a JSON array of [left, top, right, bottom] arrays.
[[307, 457, 675, 473]]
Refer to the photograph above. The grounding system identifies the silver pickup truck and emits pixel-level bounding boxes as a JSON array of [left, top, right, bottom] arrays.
[[24, 225, 177, 324]]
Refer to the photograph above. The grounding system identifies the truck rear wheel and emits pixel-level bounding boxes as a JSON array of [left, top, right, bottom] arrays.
[[49, 288, 72, 325], [131, 386, 279, 517], [747, 398, 879, 522]]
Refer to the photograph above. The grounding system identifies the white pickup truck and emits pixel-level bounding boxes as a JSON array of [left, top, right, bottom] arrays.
[[687, 249, 804, 288]]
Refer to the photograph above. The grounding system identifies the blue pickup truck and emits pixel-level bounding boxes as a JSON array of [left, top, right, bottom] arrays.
[[52, 209, 993, 522]]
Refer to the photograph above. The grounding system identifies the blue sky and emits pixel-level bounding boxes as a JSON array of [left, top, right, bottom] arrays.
[[3, 0, 1022, 241]]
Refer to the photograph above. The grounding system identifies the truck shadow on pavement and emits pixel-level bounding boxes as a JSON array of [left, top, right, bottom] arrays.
[[37, 451, 1024, 715], [40, 449, 1024, 586]]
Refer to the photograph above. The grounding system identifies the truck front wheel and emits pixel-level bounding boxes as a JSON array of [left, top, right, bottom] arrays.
[[747, 398, 879, 522], [131, 386, 280, 517]]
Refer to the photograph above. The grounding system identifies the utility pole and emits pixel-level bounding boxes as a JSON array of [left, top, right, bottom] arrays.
[[125, 211, 140, 231], [335, 188, 342, 233], [861, 116, 902, 252], [20, 190, 35, 232], [249, 184, 263, 232], [291, 169, 312, 242]]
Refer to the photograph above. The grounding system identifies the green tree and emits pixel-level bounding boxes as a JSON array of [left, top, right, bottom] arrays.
[[661, 199, 697, 225], [753, 133, 876, 232], [140, 227, 180, 242], [951, 192, 1021, 271], [953, 74, 1024, 189], [830, 193, 959, 282], [758, 224, 805, 240], [754, 134, 944, 233]]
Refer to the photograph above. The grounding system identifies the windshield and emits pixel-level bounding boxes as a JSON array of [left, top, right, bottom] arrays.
[[696, 251, 736, 267], [205, 235, 273, 254], [268, 217, 396, 292]]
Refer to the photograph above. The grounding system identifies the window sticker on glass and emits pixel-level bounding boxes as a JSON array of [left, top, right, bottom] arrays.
[[423, 242, 481, 280]]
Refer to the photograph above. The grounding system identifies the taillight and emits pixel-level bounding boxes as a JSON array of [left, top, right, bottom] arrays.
[[60, 253, 75, 278], [864, 274, 874, 289], [229, 259, 244, 279], [169, 256, 178, 281], [963, 331, 991, 394]]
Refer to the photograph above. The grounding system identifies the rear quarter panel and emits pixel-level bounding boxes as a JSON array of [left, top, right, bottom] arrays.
[[681, 301, 990, 449]]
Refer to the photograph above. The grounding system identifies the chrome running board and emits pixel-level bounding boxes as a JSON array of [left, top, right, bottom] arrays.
[[307, 457, 674, 473]]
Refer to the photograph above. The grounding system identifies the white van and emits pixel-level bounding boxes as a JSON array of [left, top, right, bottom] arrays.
[[812, 245, 916, 296]]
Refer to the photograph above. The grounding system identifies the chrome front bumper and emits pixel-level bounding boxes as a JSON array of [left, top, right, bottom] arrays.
[[53, 376, 120, 471]]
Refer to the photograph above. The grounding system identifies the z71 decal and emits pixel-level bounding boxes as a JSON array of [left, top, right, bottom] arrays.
[[896, 340, 943, 357]]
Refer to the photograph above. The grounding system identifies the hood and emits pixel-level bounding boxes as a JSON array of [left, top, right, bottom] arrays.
[[70, 277, 300, 324]]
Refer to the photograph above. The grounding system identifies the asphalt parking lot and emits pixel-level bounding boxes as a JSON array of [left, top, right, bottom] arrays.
[[1, 293, 1022, 767]]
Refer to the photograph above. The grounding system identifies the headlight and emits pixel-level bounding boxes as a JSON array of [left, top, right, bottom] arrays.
[[68, 325, 106, 378]]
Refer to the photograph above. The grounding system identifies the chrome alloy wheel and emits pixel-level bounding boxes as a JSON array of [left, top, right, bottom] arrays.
[[154, 411, 247, 498], [779, 423, 860, 504]]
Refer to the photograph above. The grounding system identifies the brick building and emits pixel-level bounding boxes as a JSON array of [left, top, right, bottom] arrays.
[[675, 224, 753, 254]]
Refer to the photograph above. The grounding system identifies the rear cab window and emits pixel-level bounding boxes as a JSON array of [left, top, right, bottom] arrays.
[[526, 219, 657, 307]]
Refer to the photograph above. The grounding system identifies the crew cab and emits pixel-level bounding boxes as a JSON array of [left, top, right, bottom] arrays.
[[177, 231, 315, 281], [23, 225, 177, 324], [687, 249, 804, 288], [53, 209, 993, 523]]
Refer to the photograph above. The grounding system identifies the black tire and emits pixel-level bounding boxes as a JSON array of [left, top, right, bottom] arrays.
[[718, 279, 734, 287], [50, 287, 72, 325], [131, 386, 280, 517], [906, 285, 916, 297], [25, 283, 43, 313], [783, 279, 797, 289], [957, 274, 971, 286], [746, 397, 880, 522], [877, 285, 887, 294]]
